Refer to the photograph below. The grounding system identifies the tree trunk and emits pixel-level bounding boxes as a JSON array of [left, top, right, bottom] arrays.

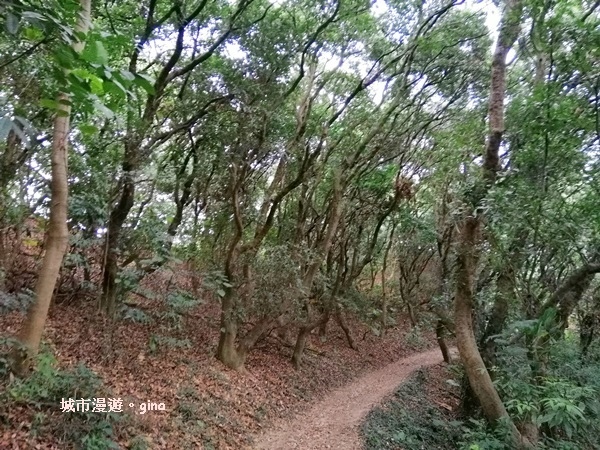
[[453, 0, 526, 444], [455, 217, 513, 422], [216, 288, 277, 371], [291, 325, 311, 369], [216, 289, 245, 369], [291, 171, 344, 367], [318, 310, 330, 342], [0, 227, 7, 291], [481, 269, 513, 368], [381, 297, 389, 336], [216, 329, 245, 370], [335, 306, 357, 350], [436, 319, 451, 363], [380, 224, 395, 336], [100, 163, 136, 315], [291, 312, 329, 369], [580, 314, 596, 356], [406, 299, 417, 327], [12, 0, 92, 375]]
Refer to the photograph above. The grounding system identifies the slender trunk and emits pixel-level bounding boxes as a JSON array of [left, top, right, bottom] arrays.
[[291, 172, 344, 367], [369, 263, 376, 290], [239, 316, 275, 353], [0, 227, 6, 291], [580, 314, 596, 356], [436, 320, 451, 363], [12, 0, 92, 375], [380, 225, 395, 336], [100, 159, 136, 314], [318, 310, 329, 342], [381, 298, 389, 335], [406, 299, 417, 327], [335, 305, 357, 350]]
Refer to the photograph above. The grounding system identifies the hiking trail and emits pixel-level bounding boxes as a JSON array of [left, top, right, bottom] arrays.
[[254, 348, 444, 450]]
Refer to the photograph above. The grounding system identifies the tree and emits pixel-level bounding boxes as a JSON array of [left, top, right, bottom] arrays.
[[452, 0, 528, 445], [12, 0, 92, 374]]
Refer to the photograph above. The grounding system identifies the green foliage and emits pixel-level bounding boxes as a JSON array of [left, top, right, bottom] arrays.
[[1, 349, 122, 449], [148, 334, 192, 354], [245, 245, 305, 318], [8, 352, 99, 403], [361, 370, 461, 450], [458, 418, 514, 450], [405, 326, 429, 350], [494, 337, 600, 448], [203, 271, 233, 299], [115, 267, 143, 302], [121, 305, 152, 325], [537, 379, 594, 438], [0, 289, 34, 314], [155, 288, 202, 330]]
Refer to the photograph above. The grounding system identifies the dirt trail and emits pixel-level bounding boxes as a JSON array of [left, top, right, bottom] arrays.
[[253, 348, 444, 450]]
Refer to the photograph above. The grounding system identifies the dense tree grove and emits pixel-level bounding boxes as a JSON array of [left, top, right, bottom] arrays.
[[1, 0, 599, 447]]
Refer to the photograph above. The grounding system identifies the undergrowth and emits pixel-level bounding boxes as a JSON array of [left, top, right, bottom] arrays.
[[0, 343, 139, 449], [361, 368, 462, 449]]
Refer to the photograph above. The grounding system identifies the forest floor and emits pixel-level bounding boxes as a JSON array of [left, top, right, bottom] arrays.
[[0, 266, 438, 449], [254, 348, 445, 450]]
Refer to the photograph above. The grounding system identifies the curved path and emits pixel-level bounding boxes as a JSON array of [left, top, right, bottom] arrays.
[[254, 348, 444, 450]]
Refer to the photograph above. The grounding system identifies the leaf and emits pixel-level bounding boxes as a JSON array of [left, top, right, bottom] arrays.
[[82, 41, 109, 65], [23, 26, 43, 41], [90, 76, 104, 95], [93, 41, 109, 65], [22, 11, 46, 22], [119, 70, 135, 81], [134, 74, 155, 95], [40, 98, 59, 110], [0, 117, 13, 141], [217, 289, 226, 297], [94, 100, 115, 119], [107, 78, 127, 96], [22, 238, 39, 247], [5, 12, 20, 35], [79, 124, 98, 136], [53, 46, 76, 70]]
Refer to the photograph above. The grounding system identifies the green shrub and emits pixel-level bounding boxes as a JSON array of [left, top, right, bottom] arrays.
[[1, 349, 123, 449], [361, 369, 461, 450], [457, 418, 513, 450], [494, 337, 600, 448]]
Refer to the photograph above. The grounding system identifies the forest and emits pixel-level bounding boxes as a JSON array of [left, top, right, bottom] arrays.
[[0, 0, 599, 448]]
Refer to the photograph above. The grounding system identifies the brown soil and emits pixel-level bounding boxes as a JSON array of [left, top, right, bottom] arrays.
[[254, 348, 444, 450], [1, 266, 437, 449]]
